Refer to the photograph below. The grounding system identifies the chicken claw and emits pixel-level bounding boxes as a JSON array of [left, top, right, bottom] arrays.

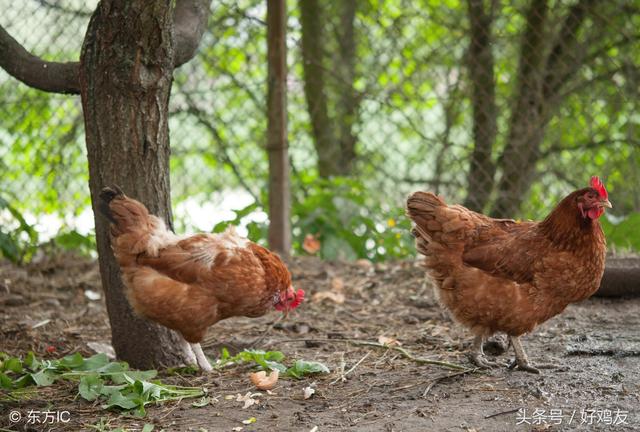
[[469, 336, 502, 369], [191, 343, 213, 372], [179, 336, 198, 367], [507, 336, 540, 374]]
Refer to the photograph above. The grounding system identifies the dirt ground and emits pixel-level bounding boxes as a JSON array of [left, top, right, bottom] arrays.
[[1, 253, 639, 432]]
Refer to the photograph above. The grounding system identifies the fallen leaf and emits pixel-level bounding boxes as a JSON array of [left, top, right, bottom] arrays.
[[303, 386, 315, 400], [84, 289, 102, 301], [330, 277, 344, 292], [355, 259, 373, 270], [242, 417, 257, 425], [29, 319, 51, 330], [312, 291, 345, 304], [236, 392, 260, 409], [309, 427, 318, 432], [302, 234, 321, 254], [249, 370, 279, 390], [378, 335, 402, 346]]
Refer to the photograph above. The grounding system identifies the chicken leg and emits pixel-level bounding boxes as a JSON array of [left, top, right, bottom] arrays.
[[179, 335, 198, 367], [469, 335, 501, 368], [191, 343, 213, 372], [507, 336, 540, 374]]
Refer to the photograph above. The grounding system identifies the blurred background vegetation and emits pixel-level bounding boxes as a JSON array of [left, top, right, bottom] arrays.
[[0, 0, 638, 263]]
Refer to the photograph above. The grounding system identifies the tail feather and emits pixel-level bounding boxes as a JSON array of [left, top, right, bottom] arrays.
[[406, 191, 464, 273], [406, 192, 447, 239], [97, 185, 125, 223]]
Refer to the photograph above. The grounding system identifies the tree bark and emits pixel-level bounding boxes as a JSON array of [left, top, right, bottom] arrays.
[[300, 0, 360, 178], [266, 0, 291, 258], [300, 0, 337, 178], [335, 0, 359, 176], [0, 0, 210, 95], [79, 0, 182, 369], [492, 0, 595, 217], [492, 0, 549, 218], [463, 0, 497, 212]]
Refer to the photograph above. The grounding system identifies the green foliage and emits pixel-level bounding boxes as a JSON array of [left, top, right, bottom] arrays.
[[51, 230, 96, 256], [0, 195, 37, 263], [1, 0, 638, 260], [211, 175, 414, 261], [601, 213, 640, 251], [0, 352, 204, 417], [215, 348, 330, 379], [291, 175, 413, 261]]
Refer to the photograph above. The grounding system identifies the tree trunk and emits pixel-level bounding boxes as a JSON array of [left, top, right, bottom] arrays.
[[492, 0, 595, 217], [79, 0, 182, 369], [492, 0, 548, 218], [335, 0, 359, 176], [300, 0, 337, 178], [266, 0, 291, 258], [463, 0, 497, 212]]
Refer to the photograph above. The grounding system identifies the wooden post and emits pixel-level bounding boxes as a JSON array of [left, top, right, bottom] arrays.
[[266, 0, 291, 258]]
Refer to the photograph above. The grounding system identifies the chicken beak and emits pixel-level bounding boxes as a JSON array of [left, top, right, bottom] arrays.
[[600, 199, 612, 209]]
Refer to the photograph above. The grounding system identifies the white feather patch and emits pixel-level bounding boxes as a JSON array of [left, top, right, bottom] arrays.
[[185, 226, 250, 268], [145, 216, 180, 256]]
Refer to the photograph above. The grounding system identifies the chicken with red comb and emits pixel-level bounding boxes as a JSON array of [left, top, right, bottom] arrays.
[[407, 177, 610, 373], [98, 186, 304, 371]]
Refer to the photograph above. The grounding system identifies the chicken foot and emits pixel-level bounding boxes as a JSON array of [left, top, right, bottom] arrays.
[[191, 343, 213, 372], [507, 336, 540, 374], [178, 336, 198, 367], [468, 335, 502, 369]]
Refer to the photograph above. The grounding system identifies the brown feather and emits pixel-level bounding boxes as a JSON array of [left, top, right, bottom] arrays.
[[406, 189, 607, 338], [102, 190, 293, 343]]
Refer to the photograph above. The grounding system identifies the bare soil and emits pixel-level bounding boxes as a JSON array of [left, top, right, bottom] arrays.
[[1, 253, 639, 431]]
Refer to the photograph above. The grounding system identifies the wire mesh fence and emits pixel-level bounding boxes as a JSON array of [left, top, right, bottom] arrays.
[[0, 0, 638, 260]]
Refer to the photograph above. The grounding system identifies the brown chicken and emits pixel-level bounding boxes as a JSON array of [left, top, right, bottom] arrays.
[[406, 177, 611, 373], [98, 186, 304, 371]]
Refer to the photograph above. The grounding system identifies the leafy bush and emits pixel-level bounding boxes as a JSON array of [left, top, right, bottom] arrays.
[[213, 175, 414, 262], [601, 213, 640, 252], [0, 195, 38, 263]]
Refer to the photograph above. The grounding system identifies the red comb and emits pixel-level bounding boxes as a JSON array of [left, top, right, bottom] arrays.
[[590, 176, 608, 199], [288, 289, 305, 310]]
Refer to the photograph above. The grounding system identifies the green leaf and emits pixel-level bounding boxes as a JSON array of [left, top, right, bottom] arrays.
[[24, 352, 39, 370], [79, 374, 104, 401], [13, 374, 34, 389], [77, 353, 110, 371], [133, 405, 147, 418], [103, 391, 139, 410], [2, 357, 23, 374], [58, 352, 84, 370], [0, 372, 13, 389], [95, 361, 128, 376], [265, 361, 288, 373], [119, 370, 157, 384], [142, 424, 155, 432], [221, 347, 230, 360], [286, 360, 330, 379], [30, 369, 55, 386], [132, 380, 163, 400], [192, 396, 212, 408]]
